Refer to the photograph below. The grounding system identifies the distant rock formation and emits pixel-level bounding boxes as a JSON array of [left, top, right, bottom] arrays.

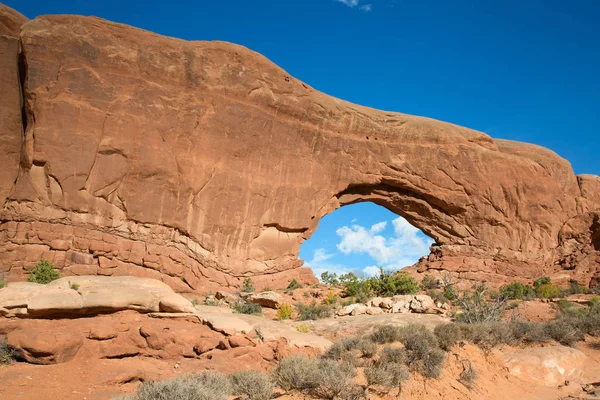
[[1, 4, 599, 292]]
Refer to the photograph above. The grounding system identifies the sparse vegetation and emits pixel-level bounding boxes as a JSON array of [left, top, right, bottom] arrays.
[[455, 283, 507, 323], [242, 277, 255, 293], [434, 323, 462, 351], [276, 303, 293, 320], [229, 370, 274, 400], [27, 259, 60, 284], [132, 371, 231, 400], [0, 336, 13, 365], [296, 301, 333, 320], [370, 325, 402, 344], [421, 275, 438, 290], [272, 355, 321, 392], [296, 324, 311, 333], [0, 273, 5, 289], [440, 273, 458, 301], [325, 291, 338, 305], [287, 279, 302, 290], [70, 282, 80, 291], [458, 359, 477, 389], [234, 301, 262, 315]]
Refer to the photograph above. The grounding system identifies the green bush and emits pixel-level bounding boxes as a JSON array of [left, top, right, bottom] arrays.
[[321, 271, 340, 286], [323, 337, 363, 361], [441, 274, 458, 301], [229, 370, 274, 400], [533, 276, 551, 289], [27, 259, 60, 284], [509, 320, 549, 344], [296, 301, 332, 320], [276, 303, 293, 320], [134, 371, 231, 400], [544, 319, 583, 346], [368, 269, 420, 296], [287, 279, 302, 290], [234, 301, 262, 315], [421, 275, 438, 290], [499, 281, 535, 300], [241, 277, 255, 293], [536, 283, 560, 299], [434, 323, 462, 351]]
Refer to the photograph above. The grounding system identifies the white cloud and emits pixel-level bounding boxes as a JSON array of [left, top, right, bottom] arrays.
[[303, 248, 351, 279], [335, 0, 372, 11], [370, 221, 387, 233], [362, 265, 381, 277], [336, 216, 434, 271]]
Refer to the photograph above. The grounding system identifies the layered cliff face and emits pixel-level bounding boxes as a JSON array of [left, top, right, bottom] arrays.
[[1, 4, 599, 293]]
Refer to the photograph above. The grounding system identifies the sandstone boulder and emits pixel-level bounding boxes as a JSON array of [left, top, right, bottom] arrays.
[[0, 276, 195, 317], [350, 304, 368, 316], [337, 303, 363, 316], [410, 295, 436, 313], [502, 346, 586, 387], [215, 290, 240, 304], [365, 306, 384, 315], [391, 300, 411, 313], [247, 291, 283, 309]]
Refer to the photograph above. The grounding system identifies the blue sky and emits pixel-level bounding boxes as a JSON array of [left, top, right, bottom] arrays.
[[9, 0, 599, 276]]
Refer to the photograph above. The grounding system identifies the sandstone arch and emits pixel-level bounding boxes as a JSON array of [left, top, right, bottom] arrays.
[[1, 5, 599, 292]]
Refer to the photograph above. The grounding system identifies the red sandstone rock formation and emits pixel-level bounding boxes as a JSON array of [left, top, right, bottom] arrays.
[[0, 4, 599, 292]]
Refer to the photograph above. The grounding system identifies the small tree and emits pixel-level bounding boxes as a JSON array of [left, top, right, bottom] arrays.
[[321, 271, 340, 286], [241, 277, 255, 293], [27, 259, 60, 284]]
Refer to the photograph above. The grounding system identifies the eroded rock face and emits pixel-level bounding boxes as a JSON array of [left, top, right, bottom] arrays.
[[0, 4, 599, 292]]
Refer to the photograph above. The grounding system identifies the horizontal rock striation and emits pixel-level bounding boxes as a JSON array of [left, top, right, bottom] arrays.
[[0, 4, 599, 291]]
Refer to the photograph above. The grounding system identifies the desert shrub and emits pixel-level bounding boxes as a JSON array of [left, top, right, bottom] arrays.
[[421, 274, 438, 290], [499, 281, 535, 300], [455, 283, 506, 323], [378, 346, 406, 365], [70, 282, 80, 290], [544, 318, 584, 346], [509, 320, 549, 344], [418, 348, 446, 379], [296, 324, 311, 333], [234, 301, 262, 315], [296, 301, 332, 320], [441, 274, 458, 301], [370, 325, 402, 344], [536, 283, 560, 299], [323, 337, 363, 360], [313, 359, 356, 399], [325, 291, 338, 305], [364, 362, 410, 393], [459, 360, 477, 389], [368, 269, 419, 296], [398, 324, 445, 376], [470, 322, 514, 350], [241, 277, 255, 293], [271, 355, 320, 392], [0, 273, 5, 289], [427, 289, 447, 305], [276, 303, 293, 320], [27, 259, 60, 284], [229, 370, 274, 400], [355, 338, 378, 358], [434, 323, 463, 351], [135, 371, 230, 400], [0, 336, 13, 365], [287, 279, 302, 290], [562, 280, 589, 296]]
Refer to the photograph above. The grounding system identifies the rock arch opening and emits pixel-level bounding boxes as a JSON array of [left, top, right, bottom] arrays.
[[299, 202, 435, 280]]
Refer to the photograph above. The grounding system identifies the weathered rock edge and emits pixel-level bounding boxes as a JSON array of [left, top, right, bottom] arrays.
[[0, 4, 599, 292]]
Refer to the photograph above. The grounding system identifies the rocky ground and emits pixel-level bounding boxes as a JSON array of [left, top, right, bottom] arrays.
[[1, 278, 599, 399]]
